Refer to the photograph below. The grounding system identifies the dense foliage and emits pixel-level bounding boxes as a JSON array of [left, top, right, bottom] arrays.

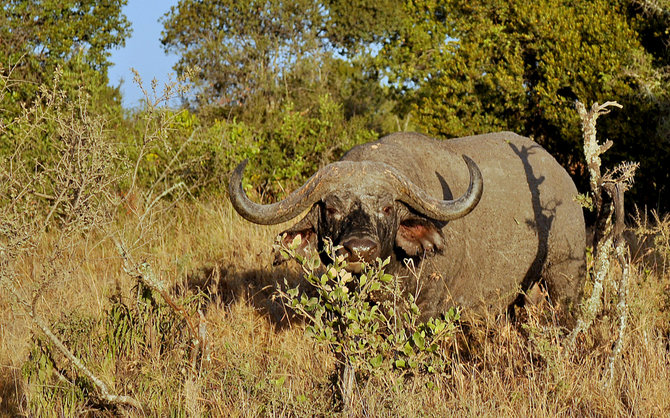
[[160, 0, 326, 107], [159, 0, 670, 209], [278, 240, 460, 380], [371, 0, 669, 207], [0, 0, 130, 117]]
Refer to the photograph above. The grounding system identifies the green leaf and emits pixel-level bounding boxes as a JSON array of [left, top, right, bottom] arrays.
[[412, 331, 425, 350], [370, 354, 383, 368], [274, 376, 286, 387], [403, 342, 414, 357]]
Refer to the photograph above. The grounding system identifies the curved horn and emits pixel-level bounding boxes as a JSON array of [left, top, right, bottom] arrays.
[[389, 155, 483, 221], [228, 159, 343, 225]]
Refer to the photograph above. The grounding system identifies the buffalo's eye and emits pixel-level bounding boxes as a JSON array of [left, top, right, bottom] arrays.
[[382, 205, 394, 216], [325, 206, 338, 217]]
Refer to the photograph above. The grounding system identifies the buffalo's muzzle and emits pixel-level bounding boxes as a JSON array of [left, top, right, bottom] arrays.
[[339, 237, 379, 267]]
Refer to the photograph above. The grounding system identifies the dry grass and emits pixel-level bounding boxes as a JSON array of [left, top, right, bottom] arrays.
[[1, 196, 669, 416]]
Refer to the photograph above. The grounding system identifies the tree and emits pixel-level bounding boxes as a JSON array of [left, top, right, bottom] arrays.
[[373, 0, 670, 210], [161, 0, 399, 128], [1, 0, 131, 70], [323, 0, 404, 56], [0, 0, 131, 121], [161, 0, 328, 109]]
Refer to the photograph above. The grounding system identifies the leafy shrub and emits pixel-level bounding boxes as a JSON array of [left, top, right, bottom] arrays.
[[118, 93, 378, 200], [119, 106, 224, 196], [277, 237, 460, 386], [217, 94, 378, 200]]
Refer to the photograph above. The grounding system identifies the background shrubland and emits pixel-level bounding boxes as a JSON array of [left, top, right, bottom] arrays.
[[1, 0, 670, 415]]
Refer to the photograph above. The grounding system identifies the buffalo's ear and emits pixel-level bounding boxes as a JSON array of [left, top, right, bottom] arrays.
[[273, 210, 319, 265], [395, 218, 445, 257]]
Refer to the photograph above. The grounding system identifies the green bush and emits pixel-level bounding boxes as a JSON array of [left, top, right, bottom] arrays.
[[222, 94, 378, 200], [118, 107, 222, 196], [277, 237, 460, 385], [121, 93, 378, 200]]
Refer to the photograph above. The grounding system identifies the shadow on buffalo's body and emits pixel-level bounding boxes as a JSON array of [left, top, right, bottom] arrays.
[[229, 132, 586, 323]]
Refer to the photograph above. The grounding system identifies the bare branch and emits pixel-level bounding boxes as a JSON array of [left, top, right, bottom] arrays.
[[576, 100, 623, 212], [567, 101, 637, 382]]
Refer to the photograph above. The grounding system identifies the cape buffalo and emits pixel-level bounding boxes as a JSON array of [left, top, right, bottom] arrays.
[[229, 132, 585, 320]]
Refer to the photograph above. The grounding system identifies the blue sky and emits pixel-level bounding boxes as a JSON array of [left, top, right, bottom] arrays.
[[108, 0, 181, 108]]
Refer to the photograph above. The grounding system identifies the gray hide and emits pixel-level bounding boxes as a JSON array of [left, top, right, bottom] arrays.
[[229, 132, 586, 321]]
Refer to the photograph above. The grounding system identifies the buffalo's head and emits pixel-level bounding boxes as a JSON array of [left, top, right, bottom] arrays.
[[229, 157, 483, 272]]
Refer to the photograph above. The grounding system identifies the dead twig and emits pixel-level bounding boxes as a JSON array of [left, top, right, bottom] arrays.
[[566, 101, 638, 386]]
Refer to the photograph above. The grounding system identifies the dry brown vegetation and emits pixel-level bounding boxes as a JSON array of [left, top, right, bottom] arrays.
[[1, 196, 670, 416], [1, 76, 670, 416]]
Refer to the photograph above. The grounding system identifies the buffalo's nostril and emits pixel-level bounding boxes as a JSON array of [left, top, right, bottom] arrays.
[[341, 237, 379, 263]]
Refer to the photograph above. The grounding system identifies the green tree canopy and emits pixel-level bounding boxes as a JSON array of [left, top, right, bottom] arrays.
[[160, 0, 328, 107], [161, 0, 669, 209], [323, 0, 404, 56], [1, 0, 131, 71], [373, 0, 669, 209], [0, 0, 131, 119], [160, 0, 398, 129]]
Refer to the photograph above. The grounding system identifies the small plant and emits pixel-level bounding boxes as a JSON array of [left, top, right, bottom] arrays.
[[276, 236, 460, 409]]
